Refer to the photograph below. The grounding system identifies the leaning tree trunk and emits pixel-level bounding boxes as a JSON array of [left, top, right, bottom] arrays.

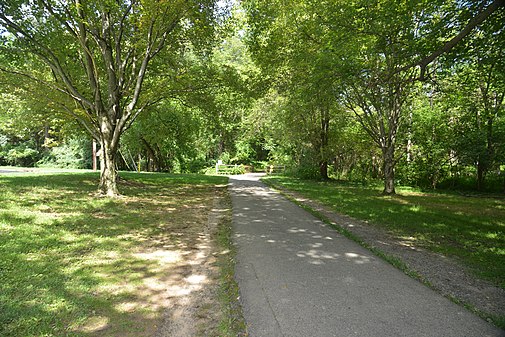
[[382, 145, 396, 195]]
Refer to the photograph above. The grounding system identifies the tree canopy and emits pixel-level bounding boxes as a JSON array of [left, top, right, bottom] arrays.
[[1, 0, 504, 194], [0, 0, 222, 195]]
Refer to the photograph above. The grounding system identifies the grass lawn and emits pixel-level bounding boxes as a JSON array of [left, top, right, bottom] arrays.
[[263, 176, 505, 289], [0, 171, 242, 336]]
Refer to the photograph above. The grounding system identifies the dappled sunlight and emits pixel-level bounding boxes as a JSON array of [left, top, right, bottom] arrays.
[[231, 177, 379, 270], [408, 205, 422, 212], [229, 179, 279, 199], [263, 175, 505, 287], [484, 232, 500, 240], [291, 247, 372, 266], [185, 274, 208, 285], [296, 249, 340, 260], [286, 227, 334, 241], [74, 315, 110, 333], [397, 236, 422, 250], [288, 227, 309, 233], [133, 250, 182, 265], [344, 252, 371, 264], [0, 172, 228, 336]]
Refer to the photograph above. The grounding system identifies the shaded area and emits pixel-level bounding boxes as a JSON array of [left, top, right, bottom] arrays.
[[0, 172, 228, 336], [230, 174, 504, 337], [263, 176, 505, 288]]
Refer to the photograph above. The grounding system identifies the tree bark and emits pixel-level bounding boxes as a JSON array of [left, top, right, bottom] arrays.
[[382, 145, 396, 195], [503, 169, 505, 194], [141, 137, 159, 172], [476, 158, 485, 191], [318, 104, 330, 180], [319, 160, 329, 180], [99, 135, 119, 196]]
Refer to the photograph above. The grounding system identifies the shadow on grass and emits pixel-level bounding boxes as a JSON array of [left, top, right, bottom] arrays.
[[0, 172, 227, 336]]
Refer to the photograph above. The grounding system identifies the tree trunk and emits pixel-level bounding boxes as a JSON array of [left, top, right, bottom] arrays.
[[503, 169, 505, 194], [476, 158, 484, 191], [98, 135, 119, 197], [141, 137, 159, 172], [319, 160, 329, 180], [319, 105, 330, 180], [382, 146, 396, 195]]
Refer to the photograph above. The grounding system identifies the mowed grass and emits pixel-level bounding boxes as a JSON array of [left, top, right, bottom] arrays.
[[263, 176, 505, 288], [0, 171, 230, 336]]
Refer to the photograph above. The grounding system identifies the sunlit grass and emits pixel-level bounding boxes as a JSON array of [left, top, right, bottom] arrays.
[[263, 176, 505, 289], [0, 171, 229, 337]]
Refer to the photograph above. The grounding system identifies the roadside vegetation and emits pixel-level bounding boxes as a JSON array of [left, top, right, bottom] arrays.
[[263, 176, 505, 289], [0, 171, 243, 337]]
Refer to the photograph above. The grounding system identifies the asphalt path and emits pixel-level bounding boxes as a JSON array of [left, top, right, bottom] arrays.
[[230, 174, 504, 337], [0, 168, 30, 174], [0, 167, 92, 175]]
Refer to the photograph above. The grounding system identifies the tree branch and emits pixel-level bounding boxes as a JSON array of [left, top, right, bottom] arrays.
[[75, 0, 105, 115], [0, 66, 89, 110], [56, 102, 100, 140], [39, 0, 78, 38], [0, 12, 94, 109], [415, 0, 505, 79]]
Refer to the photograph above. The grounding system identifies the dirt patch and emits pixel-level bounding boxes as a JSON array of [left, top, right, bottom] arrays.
[[153, 194, 228, 337], [78, 188, 231, 337], [273, 186, 505, 324]]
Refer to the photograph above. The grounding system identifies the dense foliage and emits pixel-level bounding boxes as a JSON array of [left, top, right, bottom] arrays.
[[1, 1, 504, 193], [241, 0, 505, 193], [0, 0, 224, 195]]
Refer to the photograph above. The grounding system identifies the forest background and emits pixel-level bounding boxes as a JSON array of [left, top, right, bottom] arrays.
[[0, 0, 504, 195]]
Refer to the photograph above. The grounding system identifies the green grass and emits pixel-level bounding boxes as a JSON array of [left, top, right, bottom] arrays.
[[0, 171, 230, 336], [262, 176, 505, 289]]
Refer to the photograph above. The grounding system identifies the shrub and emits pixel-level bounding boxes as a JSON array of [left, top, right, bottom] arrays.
[[184, 157, 208, 173], [287, 164, 320, 180], [6, 146, 39, 167], [38, 137, 92, 169]]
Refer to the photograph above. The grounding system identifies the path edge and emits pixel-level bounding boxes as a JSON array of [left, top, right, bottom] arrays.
[[261, 177, 505, 330]]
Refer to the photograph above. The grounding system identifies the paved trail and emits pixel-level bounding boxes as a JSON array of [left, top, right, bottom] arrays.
[[230, 174, 504, 337]]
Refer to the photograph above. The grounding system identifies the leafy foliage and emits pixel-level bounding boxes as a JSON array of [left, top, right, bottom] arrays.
[[1, 1, 504, 193]]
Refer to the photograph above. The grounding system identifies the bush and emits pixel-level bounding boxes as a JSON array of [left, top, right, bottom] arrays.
[[227, 165, 246, 175], [288, 164, 320, 180], [202, 166, 218, 175], [218, 152, 232, 165], [6, 146, 39, 167], [251, 161, 268, 172], [438, 173, 505, 193], [38, 137, 92, 169], [233, 140, 256, 164], [184, 157, 208, 173]]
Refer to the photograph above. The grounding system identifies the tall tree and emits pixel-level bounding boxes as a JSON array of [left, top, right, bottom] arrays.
[[244, 0, 504, 193], [244, 0, 344, 179], [0, 0, 220, 196], [444, 19, 505, 190]]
